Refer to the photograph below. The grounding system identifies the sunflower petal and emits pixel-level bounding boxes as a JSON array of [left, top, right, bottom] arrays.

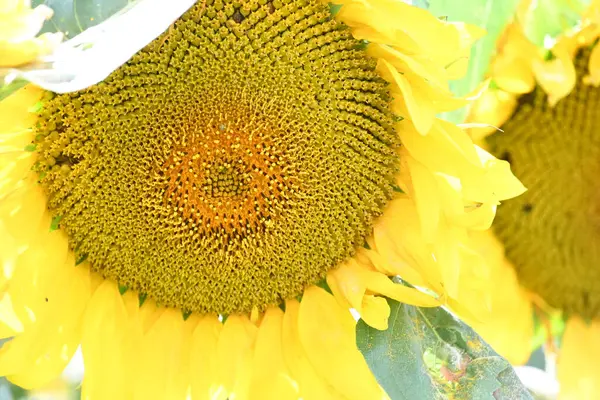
[[0, 179, 48, 252], [249, 307, 299, 400], [584, 42, 600, 86], [81, 280, 128, 400], [406, 156, 441, 242], [2, 254, 89, 389], [133, 308, 194, 400], [7, 224, 70, 327], [216, 314, 257, 399], [0, 85, 41, 133], [532, 44, 577, 106], [190, 315, 226, 400], [282, 299, 343, 400], [557, 317, 600, 400], [298, 286, 389, 400], [377, 59, 436, 135]]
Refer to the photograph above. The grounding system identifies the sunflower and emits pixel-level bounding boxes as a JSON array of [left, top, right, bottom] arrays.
[[0, 0, 524, 398], [0, 0, 63, 67], [455, 0, 600, 398]]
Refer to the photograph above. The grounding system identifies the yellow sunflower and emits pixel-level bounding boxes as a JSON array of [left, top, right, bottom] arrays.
[[0, 0, 63, 67], [452, 0, 600, 398], [0, 0, 525, 398]]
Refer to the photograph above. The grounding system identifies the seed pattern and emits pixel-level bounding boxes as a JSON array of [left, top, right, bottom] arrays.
[[33, 0, 399, 314], [489, 46, 600, 319]]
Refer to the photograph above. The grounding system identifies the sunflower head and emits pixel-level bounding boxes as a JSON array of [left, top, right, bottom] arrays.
[[31, 0, 400, 315]]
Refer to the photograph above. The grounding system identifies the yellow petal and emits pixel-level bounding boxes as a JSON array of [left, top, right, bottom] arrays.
[[332, 258, 440, 313], [584, 42, 600, 86], [8, 223, 70, 328], [432, 221, 464, 298], [298, 286, 389, 400], [443, 22, 486, 79], [434, 174, 497, 230], [557, 318, 600, 400], [399, 118, 482, 178], [139, 298, 164, 334], [360, 245, 428, 289], [3, 254, 90, 389], [367, 43, 447, 90], [190, 315, 226, 400], [0, 33, 61, 67], [249, 307, 299, 400], [0, 86, 41, 197], [0, 177, 48, 252], [452, 232, 534, 365], [361, 270, 440, 308], [377, 59, 436, 134], [336, 0, 483, 79], [466, 89, 516, 141], [493, 55, 536, 94], [372, 198, 442, 291], [532, 44, 576, 106], [119, 290, 144, 399], [0, 3, 61, 67], [335, 0, 438, 52], [406, 156, 441, 242], [327, 260, 367, 310], [359, 295, 390, 331], [327, 261, 390, 330], [81, 280, 128, 400], [216, 314, 258, 399], [282, 299, 341, 400], [134, 308, 194, 400], [0, 85, 41, 133], [0, 293, 23, 339], [462, 146, 527, 203], [0, 4, 52, 41]]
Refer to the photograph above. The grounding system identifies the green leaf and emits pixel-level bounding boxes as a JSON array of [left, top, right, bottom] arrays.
[[521, 0, 590, 48], [357, 300, 533, 399], [417, 0, 521, 123], [33, 0, 129, 39]]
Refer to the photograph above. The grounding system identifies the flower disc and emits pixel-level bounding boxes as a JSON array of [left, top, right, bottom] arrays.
[[32, 0, 399, 314], [489, 47, 600, 319]]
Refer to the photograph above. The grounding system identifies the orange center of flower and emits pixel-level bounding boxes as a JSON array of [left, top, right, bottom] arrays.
[[490, 46, 600, 319], [32, 0, 399, 314], [160, 112, 296, 237]]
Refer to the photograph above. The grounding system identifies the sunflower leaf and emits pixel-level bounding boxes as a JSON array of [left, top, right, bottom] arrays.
[[356, 300, 533, 399], [417, 0, 521, 123]]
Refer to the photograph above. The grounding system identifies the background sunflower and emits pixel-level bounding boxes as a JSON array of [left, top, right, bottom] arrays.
[[456, 0, 600, 399]]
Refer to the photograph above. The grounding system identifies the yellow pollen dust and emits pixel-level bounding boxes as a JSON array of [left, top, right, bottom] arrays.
[[489, 46, 600, 319], [32, 0, 399, 314]]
